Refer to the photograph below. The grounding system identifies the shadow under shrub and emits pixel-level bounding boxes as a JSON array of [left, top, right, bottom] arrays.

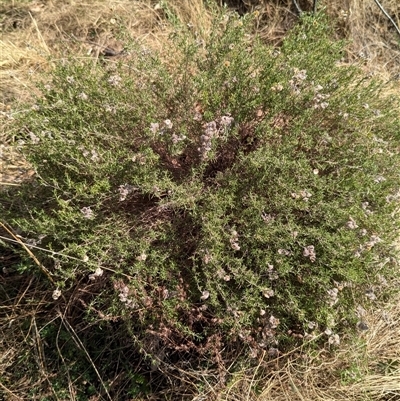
[[3, 9, 400, 395]]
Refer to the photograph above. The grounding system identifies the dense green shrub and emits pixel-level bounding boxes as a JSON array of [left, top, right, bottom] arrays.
[[3, 9, 399, 380]]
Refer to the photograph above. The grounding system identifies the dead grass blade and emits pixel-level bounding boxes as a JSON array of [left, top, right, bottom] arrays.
[[0, 222, 56, 285]]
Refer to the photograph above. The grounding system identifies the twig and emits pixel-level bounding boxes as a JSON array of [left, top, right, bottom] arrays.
[[313, 0, 319, 15], [0, 234, 85, 262], [289, 375, 306, 400], [56, 309, 113, 401], [0, 381, 23, 401], [0, 222, 56, 285], [293, 0, 319, 16], [292, 0, 303, 15], [373, 0, 400, 38], [0, 233, 136, 280], [55, 320, 77, 400]]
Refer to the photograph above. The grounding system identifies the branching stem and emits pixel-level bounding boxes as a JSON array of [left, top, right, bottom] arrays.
[[373, 0, 400, 38]]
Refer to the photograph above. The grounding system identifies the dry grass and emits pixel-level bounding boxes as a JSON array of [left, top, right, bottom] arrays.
[[3, 278, 397, 400], [215, 292, 400, 401], [1, 1, 400, 400], [1, 0, 399, 105]]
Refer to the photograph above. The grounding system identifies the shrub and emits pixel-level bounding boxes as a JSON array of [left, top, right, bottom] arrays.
[[2, 9, 399, 394]]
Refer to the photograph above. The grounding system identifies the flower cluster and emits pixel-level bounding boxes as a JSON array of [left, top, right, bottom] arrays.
[[201, 249, 213, 265], [217, 268, 231, 281], [150, 119, 173, 135], [365, 288, 377, 301], [81, 148, 99, 162], [107, 74, 122, 86], [307, 321, 317, 330], [131, 152, 146, 165], [271, 83, 284, 92], [289, 68, 307, 94], [136, 253, 147, 262], [27, 131, 40, 145], [200, 290, 210, 301], [252, 313, 281, 354], [386, 191, 400, 203], [374, 175, 386, 183], [228, 305, 241, 319], [267, 264, 279, 281], [81, 206, 94, 219], [89, 267, 104, 281], [104, 104, 117, 114], [313, 94, 329, 109], [366, 235, 382, 248], [356, 305, 369, 331], [355, 234, 382, 257], [114, 281, 136, 309], [262, 288, 274, 298], [325, 329, 340, 346], [291, 190, 312, 201], [25, 234, 47, 246], [229, 229, 240, 251], [303, 245, 316, 262], [171, 133, 187, 144], [78, 92, 88, 101], [261, 212, 274, 224], [198, 116, 234, 159], [346, 217, 358, 229], [327, 287, 339, 306], [313, 85, 329, 109], [361, 201, 373, 215], [150, 119, 187, 146], [269, 315, 280, 329], [278, 248, 291, 256], [118, 184, 135, 201], [199, 121, 217, 159], [220, 115, 234, 127]]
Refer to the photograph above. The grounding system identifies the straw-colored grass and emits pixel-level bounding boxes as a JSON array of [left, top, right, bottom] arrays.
[[215, 291, 400, 401], [1, 1, 399, 399]]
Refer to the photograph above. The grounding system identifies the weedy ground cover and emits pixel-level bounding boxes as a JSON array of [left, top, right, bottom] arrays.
[[1, 2, 400, 400]]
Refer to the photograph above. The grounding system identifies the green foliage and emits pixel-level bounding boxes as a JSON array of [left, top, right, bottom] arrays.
[[3, 9, 400, 382]]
